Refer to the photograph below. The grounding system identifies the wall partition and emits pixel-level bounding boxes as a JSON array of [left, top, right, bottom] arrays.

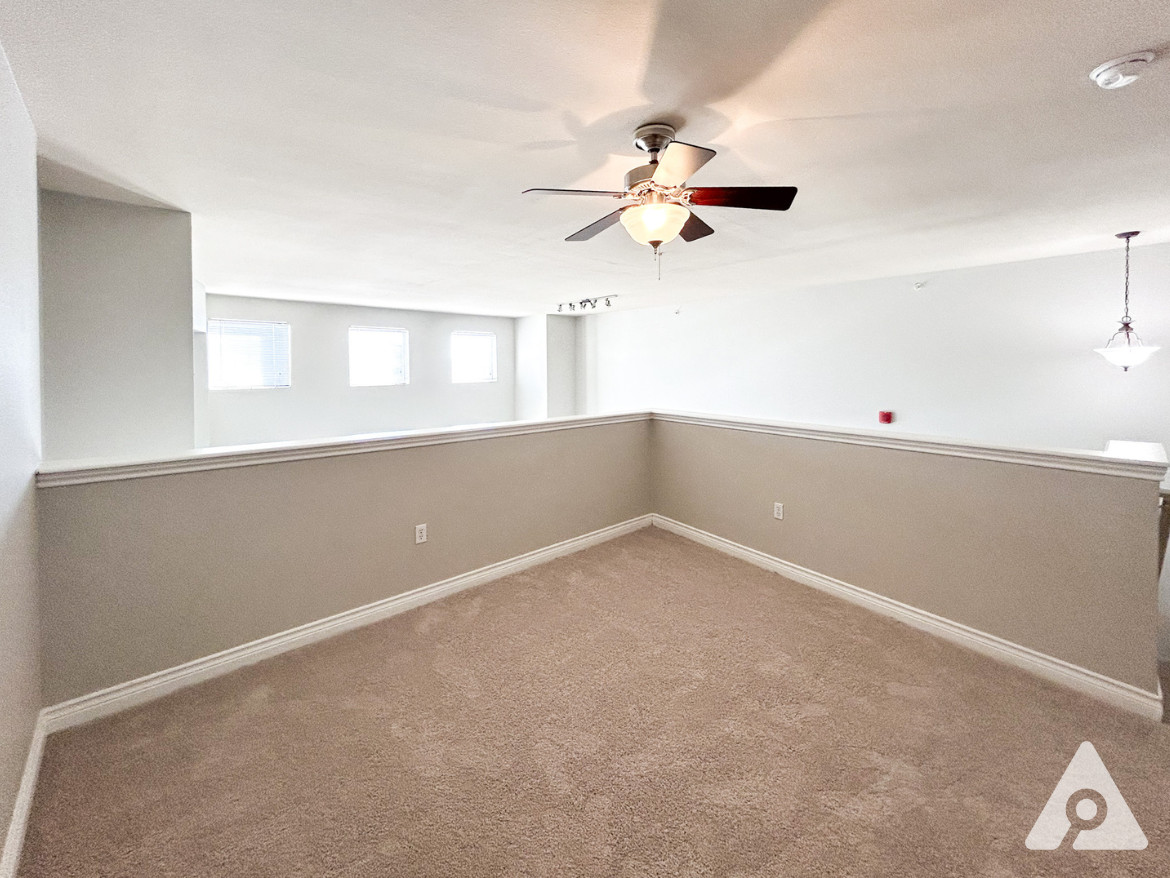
[[35, 413, 1164, 718]]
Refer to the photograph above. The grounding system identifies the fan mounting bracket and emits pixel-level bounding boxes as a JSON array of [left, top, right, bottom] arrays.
[[633, 122, 676, 156]]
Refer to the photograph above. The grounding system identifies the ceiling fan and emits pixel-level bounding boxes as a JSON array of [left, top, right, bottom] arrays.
[[523, 122, 797, 253]]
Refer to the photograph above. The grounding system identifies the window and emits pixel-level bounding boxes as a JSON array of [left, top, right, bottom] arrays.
[[349, 326, 409, 387], [451, 331, 497, 383], [207, 319, 291, 390]]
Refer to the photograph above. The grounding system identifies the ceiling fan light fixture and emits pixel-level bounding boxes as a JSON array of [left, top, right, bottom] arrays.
[[620, 202, 690, 247], [524, 123, 797, 256]]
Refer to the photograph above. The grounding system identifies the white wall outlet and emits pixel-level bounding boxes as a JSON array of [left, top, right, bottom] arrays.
[[415, 523, 427, 544], [773, 502, 784, 520]]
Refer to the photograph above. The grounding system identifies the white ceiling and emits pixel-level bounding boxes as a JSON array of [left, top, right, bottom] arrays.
[[1, 0, 1168, 315]]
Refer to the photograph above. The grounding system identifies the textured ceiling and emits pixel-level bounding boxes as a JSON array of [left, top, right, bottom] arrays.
[[1, 0, 1168, 315]]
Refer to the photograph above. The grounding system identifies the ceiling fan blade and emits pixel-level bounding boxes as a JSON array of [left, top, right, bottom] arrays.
[[679, 211, 714, 242], [686, 186, 797, 211], [565, 209, 626, 242], [523, 188, 626, 198], [651, 141, 717, 187]]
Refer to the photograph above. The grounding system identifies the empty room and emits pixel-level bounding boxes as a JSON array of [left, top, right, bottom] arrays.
[[3, 1, 1170, 875]]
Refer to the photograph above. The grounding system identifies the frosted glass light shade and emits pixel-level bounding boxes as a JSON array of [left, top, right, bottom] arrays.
[[1094, 342, 1160, 369], [620, 202, 690, 246]]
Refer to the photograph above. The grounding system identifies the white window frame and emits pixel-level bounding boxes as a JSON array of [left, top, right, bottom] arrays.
[[207, 318, 292, 391], [348, 325, 410, 387], [450, 330, 498, 384]]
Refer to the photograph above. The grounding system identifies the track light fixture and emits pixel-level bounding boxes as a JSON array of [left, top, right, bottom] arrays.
[[553, 296, 617, 314]]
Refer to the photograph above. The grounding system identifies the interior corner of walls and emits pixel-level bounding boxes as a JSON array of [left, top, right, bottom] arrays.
[[641, 416, 655, 515], [646, 416, 664, 514]]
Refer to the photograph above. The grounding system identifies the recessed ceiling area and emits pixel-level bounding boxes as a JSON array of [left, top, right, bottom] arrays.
[[1, 0, 1167, 315]]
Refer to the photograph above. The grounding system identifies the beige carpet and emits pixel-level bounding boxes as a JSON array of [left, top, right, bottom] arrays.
[[18, 527, 1170, 876]]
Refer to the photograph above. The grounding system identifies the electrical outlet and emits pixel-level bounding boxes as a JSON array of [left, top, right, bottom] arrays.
[[773, 503, 784, 520], [415, 523, 427, 544]]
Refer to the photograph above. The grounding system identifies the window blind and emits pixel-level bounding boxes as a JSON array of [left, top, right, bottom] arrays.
[[207, 318, 291, 390]]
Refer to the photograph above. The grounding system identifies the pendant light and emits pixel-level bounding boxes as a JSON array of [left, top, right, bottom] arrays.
[[1094, 231, 1160, 371]]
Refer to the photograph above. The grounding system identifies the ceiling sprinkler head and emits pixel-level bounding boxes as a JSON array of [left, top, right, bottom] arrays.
[[1090, 52, 1155, 89]]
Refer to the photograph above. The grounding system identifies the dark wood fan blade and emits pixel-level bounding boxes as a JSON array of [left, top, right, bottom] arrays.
[[686, 186, 797, 210], [679, 211, 714, 242], [523, 188, 626, 198], [651, 141, 717, 187], [565, 209, 626, 241]]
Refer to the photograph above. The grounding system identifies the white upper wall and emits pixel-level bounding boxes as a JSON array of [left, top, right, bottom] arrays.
[[580, 242, 1170, 455], [39, 190, 195, 461], [203, 295, 516, 447]]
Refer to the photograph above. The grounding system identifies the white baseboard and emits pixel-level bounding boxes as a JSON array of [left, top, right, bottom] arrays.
[[0, 714, 46, 878], [40, 514, 654, 735], [651, 515, 1164, 722]]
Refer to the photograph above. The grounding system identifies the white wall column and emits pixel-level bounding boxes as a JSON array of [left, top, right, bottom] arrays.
[[39, 191, 195, 460]]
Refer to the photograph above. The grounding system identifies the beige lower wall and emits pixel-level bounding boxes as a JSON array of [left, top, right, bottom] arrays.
[[652, 420, 1162, 693], [35, 415, 1163, 707], [38, 420, 651, 703]]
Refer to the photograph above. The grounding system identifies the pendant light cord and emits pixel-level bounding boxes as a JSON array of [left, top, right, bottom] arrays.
[[1123, 235, 1131, 322]]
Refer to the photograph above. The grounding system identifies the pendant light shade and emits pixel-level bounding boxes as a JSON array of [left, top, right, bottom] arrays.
[[1094, 231, 1159, 371], [1094, 339, 1160, 370]]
